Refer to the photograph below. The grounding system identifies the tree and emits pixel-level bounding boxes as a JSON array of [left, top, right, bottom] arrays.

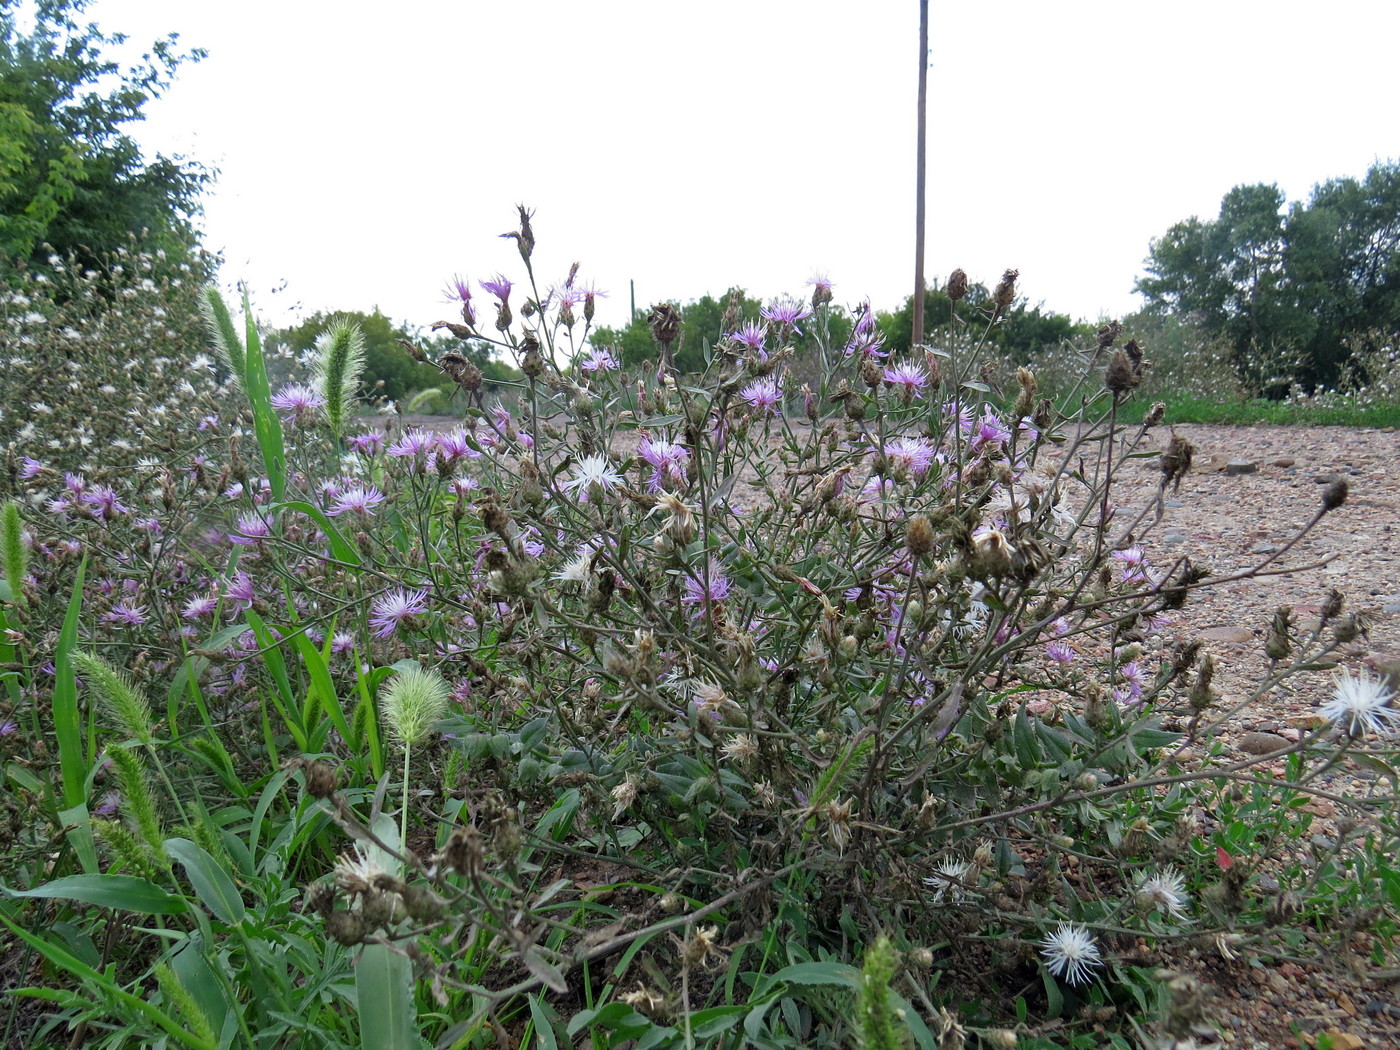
[[879, 280, 1089, 360], [0, 0, 208, 266], [1136, 162, 1400, 394]]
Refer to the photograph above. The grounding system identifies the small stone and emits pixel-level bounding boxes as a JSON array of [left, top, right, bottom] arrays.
[[1240, 731, 1289, 755], [1251, 544, 1280, 555], [1163, 533, 1187, 545], [1202, 627, 1255, 644], [1225, 460, 1259, 476], [1271, 457, 1297, 468], [1384, 604, 1400, 615], [1314, 472, 1343, 484], [1320, 1033, 1362, 1050], [1165, 499, 1185, 508]]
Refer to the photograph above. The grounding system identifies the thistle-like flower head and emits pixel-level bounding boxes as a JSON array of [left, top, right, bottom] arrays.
[[1320, 669, 1399, 736], [1038, 922, 1103, 985]]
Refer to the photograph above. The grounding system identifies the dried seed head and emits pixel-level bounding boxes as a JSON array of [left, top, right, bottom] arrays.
[[947, 268, 969, 302], [1189, 654, 1216, 711], [992, 268, 1019, 315], [1104, 348, 1139, 393], [1096, 320, 1124, 349], [1321, 588, 1345, 623], [1013, 367, 1038, 418], [442, 825, 485, 878], [1265, 606, 1293, 662], [646, 303, 683, 350], [905, 513, 935, 557], [1160, 433, 1194, 492], [304, 760, 339, 799], [1321, 478, 1348, 512], [325, 910, 368, 946], [1143, 400, 1166, 427]]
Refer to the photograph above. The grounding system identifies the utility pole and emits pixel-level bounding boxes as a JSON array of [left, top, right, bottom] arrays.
[[912, 0, 929, 347]]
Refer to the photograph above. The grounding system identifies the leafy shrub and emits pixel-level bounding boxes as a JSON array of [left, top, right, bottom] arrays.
[[2, 213, 1398, 1050]]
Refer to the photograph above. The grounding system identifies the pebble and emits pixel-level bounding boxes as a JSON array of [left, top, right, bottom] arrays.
[[1226, 460, 1259, 476], [1271, 457, 1297, 468], [1251, 544, 1281, 554], [1165, 499, 1185, 508], [1240, 731, 1290, 755], [1202, 627, 1255, 643], [1164, 533, 1187, 545]]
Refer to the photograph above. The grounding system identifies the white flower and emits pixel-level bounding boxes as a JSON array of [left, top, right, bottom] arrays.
[[1038, 923, 1103, 985], [1320, 669, 1399, 736], [553, 545, 596, 584], [1134, 867, 1190, 919], [333, 843, 389, 896], [561, 454, 624, 501], [922, 859, 973, 904]]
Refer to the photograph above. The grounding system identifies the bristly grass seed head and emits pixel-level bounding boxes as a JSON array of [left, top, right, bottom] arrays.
[[380, 665, 450, 746]]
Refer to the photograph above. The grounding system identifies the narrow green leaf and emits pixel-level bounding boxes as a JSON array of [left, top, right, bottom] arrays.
[[165, 838, 245, 924], [240, 287, 287, 502], [527, 994, 559, 1050], [768, 960, 862, 990], [53, 556, 88, 809], [291, 627, 352, 746], [2, 873, 187, 915]]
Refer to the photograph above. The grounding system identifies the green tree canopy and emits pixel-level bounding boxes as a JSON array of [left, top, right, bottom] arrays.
[[878, 279, 1090, 360], [1136, 162, 1400, 394], [0, 0, 208, 266]]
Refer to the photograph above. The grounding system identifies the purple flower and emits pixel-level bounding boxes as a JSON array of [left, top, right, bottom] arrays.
[[480, 275, 513, 302], [64, 472, 87, 496], [229, 511, 273, 545], [94, 791, 121, 817], [347, 432, 385, 456], [19, 457, 43, 480], [387, 429, 436, 469], [971, 411, 1011, 451], [82, 486, 127, 520], [182, 594, 219, 620], [1118, 659, 1150, 698], [443, 274, 472, 303], [103, 599, 148, 627], [134, 517, 162, 535], [638, 436, 689, 491], [331, 632, 355, 654], [682, 558, 731, 616], [730, 321, 767, 353], [760, 296, 812, 334], [270, 383, 327, 425], [1045, 641, 1075, 665], [434, 429, 480, 469], [0, 719, 17, 737], [225, 571, 257, 615], [741, 376, 782, 415], [198, 415, 220, 431], [328, 485, 386, 517], [883, 437, 936, 479], [882, 361, 929, 399], [1112, 547, 1150, 584], [369, 587, 430, 638], [580, 346, 618, 373]]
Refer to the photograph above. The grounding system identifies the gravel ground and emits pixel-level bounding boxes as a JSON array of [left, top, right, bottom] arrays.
[[1088, 423, 1400, 1050]]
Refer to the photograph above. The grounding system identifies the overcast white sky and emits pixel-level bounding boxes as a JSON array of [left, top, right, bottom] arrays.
[[89, 0, 1398, 336]]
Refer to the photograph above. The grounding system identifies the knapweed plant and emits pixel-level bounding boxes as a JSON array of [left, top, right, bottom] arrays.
[[2, 210, 1398, 1050]]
